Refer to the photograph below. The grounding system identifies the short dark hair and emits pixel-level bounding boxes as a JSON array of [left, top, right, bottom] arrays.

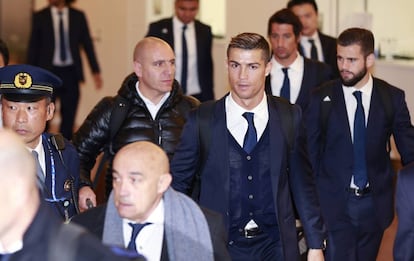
[[337, 27, 374, 57], [287, 0, 318, 13], [267, 8, 302, 37], [0, 39, 10, 66], [227, 32, 271, 62], [65, 0, 76, 5]]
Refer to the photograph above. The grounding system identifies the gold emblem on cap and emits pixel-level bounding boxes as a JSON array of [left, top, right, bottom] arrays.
[[14, 72, 33, 89]]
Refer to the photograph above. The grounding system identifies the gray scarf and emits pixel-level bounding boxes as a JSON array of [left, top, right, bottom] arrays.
[[102, 188, 213, 261]]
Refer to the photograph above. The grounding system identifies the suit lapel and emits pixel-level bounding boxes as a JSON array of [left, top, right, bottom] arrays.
[[267, 97, 286, 204], [160, 233, 169, 261], [331, 82, 353, 145], [297, 59, 314, 106], [213, 97, 231, 201]]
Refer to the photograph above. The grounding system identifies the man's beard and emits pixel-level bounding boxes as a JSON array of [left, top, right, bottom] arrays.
[[340, 67, 367, 87]]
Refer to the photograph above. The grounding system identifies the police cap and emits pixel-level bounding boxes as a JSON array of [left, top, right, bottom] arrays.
[[0, 64, 62, 102]]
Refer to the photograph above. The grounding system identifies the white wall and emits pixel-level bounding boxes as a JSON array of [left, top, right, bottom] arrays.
[[32, 0, 414, 130]]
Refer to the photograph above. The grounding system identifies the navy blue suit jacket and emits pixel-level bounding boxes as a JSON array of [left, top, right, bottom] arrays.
[[394, 162, 414, 261], [306, 78, 414, 230], [146, 18, 214, 101], [265, 57, 332, 111], [27, 7, 100, 81], [42, 133, 80, 219], [171, 94, 325, 260]]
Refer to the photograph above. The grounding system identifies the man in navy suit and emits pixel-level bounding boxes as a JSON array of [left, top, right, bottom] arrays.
[[394, 162, 414, 261], [305, 28, 414, 260], [146, 0, 214, 102], [265, 8, 332, 111], [0, 64, 81, 221], [287, 0, 338, 78], [171, 32, 325, 261], [27, 0, 102, 140]]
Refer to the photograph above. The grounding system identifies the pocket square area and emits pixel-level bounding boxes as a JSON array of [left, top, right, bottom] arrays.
[[323, 96, 331, 101]]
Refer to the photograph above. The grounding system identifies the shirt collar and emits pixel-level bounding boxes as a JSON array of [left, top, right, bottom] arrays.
[[301, 31, 319, 42], [123, 199, 165, 226], [29, 136, 43, 155], [51, 6, 68, 16], [271, 52, 303, 72], [342, 73, 373, 96], [173, 16, 195, 29], [136, 81, 170, 106], [227, 92, 268, 123]]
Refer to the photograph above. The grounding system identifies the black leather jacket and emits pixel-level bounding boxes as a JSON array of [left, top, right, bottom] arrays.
[[73, 73, 199, 189]]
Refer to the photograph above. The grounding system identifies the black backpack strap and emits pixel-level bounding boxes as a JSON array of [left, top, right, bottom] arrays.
[[191, 101, 215, 201], [92, 95, 130, 189]]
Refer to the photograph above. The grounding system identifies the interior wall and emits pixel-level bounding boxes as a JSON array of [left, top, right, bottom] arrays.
[[34, 0, 147, 127]]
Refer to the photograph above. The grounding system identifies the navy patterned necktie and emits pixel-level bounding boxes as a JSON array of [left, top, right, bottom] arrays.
[[353, 91, 368, 188], [127, 222, 152, 252], [308, 38, 318, 60], [58, 11, 67, 62], [242, 112, 257, 153], [181, 24, 188, 94], [280, 67, 290, 101]]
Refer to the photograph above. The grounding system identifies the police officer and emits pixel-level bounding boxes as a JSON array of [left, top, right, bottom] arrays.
[[0, 64, 80, 221]]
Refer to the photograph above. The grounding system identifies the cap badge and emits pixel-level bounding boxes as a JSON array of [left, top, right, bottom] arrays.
[[14, 72, 32, 88]]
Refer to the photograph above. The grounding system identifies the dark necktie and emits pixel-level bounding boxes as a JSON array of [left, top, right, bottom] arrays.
[[58, 11, 67, 62], [181, 24, 188, 94], [32, 150, 45, 185], [242, 112, 257, 153], [308, 38, 318, 60], [353, 91, 368, 188], [127, 222, 152, 252], [280, 67, 290, 101]]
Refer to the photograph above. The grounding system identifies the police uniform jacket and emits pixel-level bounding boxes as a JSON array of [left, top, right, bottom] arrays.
[[41, 132, 80, 219]]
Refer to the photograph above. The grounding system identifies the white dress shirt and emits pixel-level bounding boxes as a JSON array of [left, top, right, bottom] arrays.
[[136, 81, 170, 121], [270, 53, 304, 104], [51, 6, 73, 66], [300, 31, 324, 62], [173, 16, 201, 96], [123, 199, 165, 261], [226, 93, 268, 147], [343, 74, 373, 188]]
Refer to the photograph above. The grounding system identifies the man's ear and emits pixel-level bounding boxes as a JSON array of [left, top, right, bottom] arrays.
[[133, 61, 143, 78], [366, 53, 375, 68], [157, 173, 172, 194], [46, 102, 55, 121]]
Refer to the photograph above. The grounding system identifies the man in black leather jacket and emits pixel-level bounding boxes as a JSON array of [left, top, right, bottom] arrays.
[[73, 37, 200, 210]]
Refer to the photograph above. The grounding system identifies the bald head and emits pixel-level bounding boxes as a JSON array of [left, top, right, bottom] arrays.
[[116, 141, 169, 175], [133, 37, 174, 63], [112, 141, 172, 222], [132, 37, 175, 104], [0, 129, 39, 245], [0, 129, 36, 184]]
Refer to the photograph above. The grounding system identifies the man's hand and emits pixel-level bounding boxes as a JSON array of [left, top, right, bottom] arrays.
[[308, 249, 324, 261], [93, 73, 103, 90], [78, 186, 97, 212]]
